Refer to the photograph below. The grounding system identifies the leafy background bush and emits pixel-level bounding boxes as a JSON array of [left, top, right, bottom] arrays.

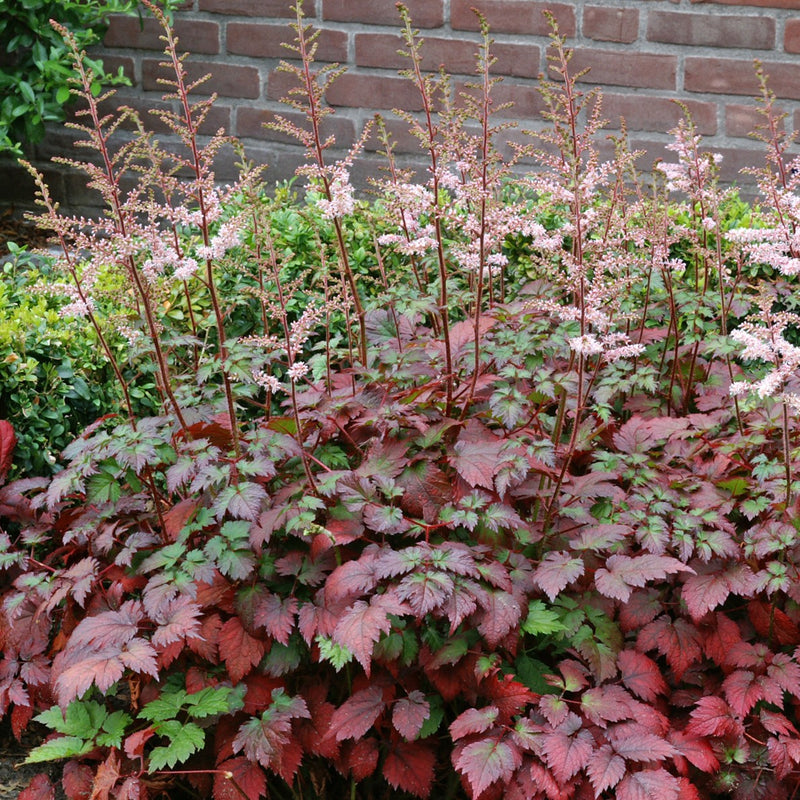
[[4, 3, 800, 800], [0, 0, 177, 155]]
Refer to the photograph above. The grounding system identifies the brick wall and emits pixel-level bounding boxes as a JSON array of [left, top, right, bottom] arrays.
[[4, 0, 800, 214]]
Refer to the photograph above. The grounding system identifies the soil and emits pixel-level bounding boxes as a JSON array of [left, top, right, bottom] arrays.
[[0, 718, 64, 799], [0, 209, 52, 256]]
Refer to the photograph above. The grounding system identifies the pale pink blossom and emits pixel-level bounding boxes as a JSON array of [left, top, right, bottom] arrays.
[[287, 361, 309, 381], [569, 334, 604, 357], [253, 370, 281, 393], [317, 169, 355, 220]]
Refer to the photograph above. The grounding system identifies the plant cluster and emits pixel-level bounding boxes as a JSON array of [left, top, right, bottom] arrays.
[[4, 3, 800, 799]]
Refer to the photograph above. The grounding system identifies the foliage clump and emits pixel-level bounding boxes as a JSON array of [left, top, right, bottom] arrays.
[[0, 0, 180, 155], [4, 3, 800, 799]]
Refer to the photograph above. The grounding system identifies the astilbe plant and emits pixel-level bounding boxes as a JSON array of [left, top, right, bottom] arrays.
[[6, 3, 800, 800]]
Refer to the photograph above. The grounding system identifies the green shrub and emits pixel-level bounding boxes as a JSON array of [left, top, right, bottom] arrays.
[[0, 0, 176, 155], [0, 247, 123, 475]]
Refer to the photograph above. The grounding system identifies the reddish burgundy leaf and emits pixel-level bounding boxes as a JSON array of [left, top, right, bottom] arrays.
[[124, 727, 155, 761], [0, 420, 17, 484], [618, 589, 662, 632], [586, 745, 625, 796], [451, 420, 505, 490], [162, 498, 199, 542], [89, 751, 121, 800], [325, 553, 379, 602], [152, 595, 203, 648], [613, 415, 659, 454], [253, 593, 298, 645], [767, 736, 800, 780], [761, 710, 799, 738], [580, 685, 634, 727], [686, 696, 743, 739], [62, 761, 93, 800], [750, 600, 800, 645], [219, 617, 267, 683], [214, 756, 267, 800], [330, 685, 386, 741], [538, 694, 569, 728], [551, 659, 589, 693], [668, 730, 719, 773], [542, 726, 594, 783], [637, 616, 702, 681], [453, 735, 522, 797], [608, 727, 675, 762], [55, 639, 157, 706], [333, 593, 407, 675], [396, 570, 454, 616], [767, 652, 800, 698], [701, 612, 742, 666], [595, 554, 692, 603], [298, 687, 338, 759], [384, 739, 437, 798], [116, 777, 145, 800], [618, 650, 667, 704], [11, 702, 33, 740], [392, 690, 430, 740], [66, 601, 143, 650], [450, 706, 500, 740], [19, 774, 54, 800], [232, 695, 309, 772], [682, 570, 731, 621], [481, 673, 537, 722], [341, 736, 379, 780], [529, 763, 561, 799], [477, 589, 521, 647], [397, 462, 453, 523], [722, 669, 764, 716], [616, 768, 680, 800], [533, 551, 584, 602]]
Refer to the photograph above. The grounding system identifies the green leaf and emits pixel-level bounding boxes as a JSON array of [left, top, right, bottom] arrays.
[[316, 635, 354, 671], [56, 85, 71, 104], [522, 600, 568, 636], [148, 721, 205, 771], [95, 710, 133, 748], [139, 690, 188, 723], [24, 736, 92, 763], [185, 685, 245, 719], [417, 698, 444, 739]]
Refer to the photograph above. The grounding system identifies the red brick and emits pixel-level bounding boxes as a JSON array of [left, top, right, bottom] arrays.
[[785, 19, 800, 53], [647, 10, 774, 49], [451, 1, 576, 36], [324, 73, 425, 111], [685, 57, 800, 99], [726, 103, 778, 138], [355, 33, 539, 78], [603, 94, 717, 135], [143, 59, 260, 99], [227, 23, 348, 62], [199, 0, 311, 16], [694, 0, 800, 7], [236, 107, 356, 147], [104, 15, 220, 54], [557, 50, 676, 91], [583, 6, 639, 43], [323, 0, 443, 27]]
